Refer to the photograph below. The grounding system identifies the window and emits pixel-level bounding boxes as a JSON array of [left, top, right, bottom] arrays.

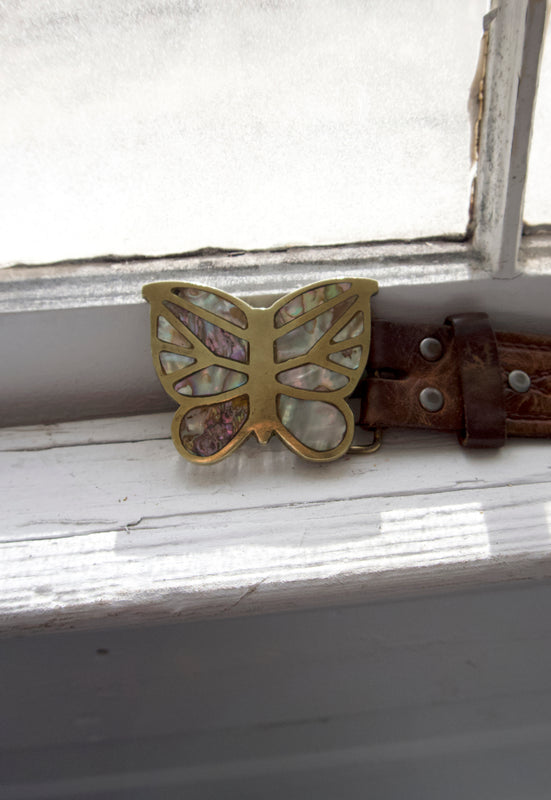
[[2, 9, 551, 791], [3, 0, 486, 266], [524, 11, 551, 226]]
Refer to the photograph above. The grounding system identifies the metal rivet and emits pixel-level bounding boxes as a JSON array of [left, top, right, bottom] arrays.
[[419, 337, 443, 362], [419, 387, 444, 412], [508, 369, 531, 393]]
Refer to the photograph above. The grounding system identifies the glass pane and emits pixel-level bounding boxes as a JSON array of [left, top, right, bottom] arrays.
[[525, 26, 551, 225], [1, 0, 488, 266]]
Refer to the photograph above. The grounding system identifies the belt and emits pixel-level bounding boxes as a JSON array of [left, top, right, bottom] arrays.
[[359, 314, 551, 449], [142, 278, 551, 464]]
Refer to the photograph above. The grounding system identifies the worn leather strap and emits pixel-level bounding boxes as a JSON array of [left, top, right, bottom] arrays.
[[446, 313, 506, 447], [359, 314, 551, 447]]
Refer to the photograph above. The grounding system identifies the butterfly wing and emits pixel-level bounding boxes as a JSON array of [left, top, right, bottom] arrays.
[[143, 282, 256, 463], [269, 278, 378, 461]]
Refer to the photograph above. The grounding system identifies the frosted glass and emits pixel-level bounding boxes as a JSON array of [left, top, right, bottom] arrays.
[[1, 0, 487, 266], [525, 27, 551, 225]]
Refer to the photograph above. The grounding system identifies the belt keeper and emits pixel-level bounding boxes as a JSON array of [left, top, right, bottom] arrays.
[[446, 313, 506, 448]]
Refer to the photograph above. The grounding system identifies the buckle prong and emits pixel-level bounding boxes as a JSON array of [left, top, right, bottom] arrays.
[[348, 427, 382, 455]]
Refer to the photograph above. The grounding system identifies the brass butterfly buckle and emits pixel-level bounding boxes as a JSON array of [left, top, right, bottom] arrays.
[[143, 278, 379, 464]]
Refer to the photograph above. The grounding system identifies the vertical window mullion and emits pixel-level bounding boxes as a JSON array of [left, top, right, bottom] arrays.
[[473, 0, 548, 277]]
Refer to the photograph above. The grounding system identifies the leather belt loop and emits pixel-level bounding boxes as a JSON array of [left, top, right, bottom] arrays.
[[446, 313, 506, 448]]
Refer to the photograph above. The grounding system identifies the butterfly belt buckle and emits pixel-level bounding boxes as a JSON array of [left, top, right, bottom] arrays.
[[143, 278, 379, 464]]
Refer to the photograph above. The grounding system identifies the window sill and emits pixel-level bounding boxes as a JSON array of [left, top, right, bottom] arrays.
[[2, 410, 551, 637]]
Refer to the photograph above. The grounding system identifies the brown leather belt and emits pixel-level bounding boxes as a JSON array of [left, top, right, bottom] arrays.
[[359, 313, 551, 447]]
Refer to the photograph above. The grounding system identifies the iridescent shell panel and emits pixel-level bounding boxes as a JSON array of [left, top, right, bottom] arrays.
[[274, 296, 356, 363], [328, 346, 362, 370], [174, 365, 248, 396], [173, 287, 247, 329], [180, 396, 249, 457], [278, 395, 346, 451], [164, 301, 248, 363], [157, 315, 193, 348], [160, 351, 196, 374], [274, 282, 351, 328], [276, 363, 349, 392], [332, 311, 364, 343]]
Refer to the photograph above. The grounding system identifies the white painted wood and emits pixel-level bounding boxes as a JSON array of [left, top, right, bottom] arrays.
[[474, 0, 548, 276], [0, 239, 482, 313], [2, 412, 551, 635], [2, 389, 551, 797]]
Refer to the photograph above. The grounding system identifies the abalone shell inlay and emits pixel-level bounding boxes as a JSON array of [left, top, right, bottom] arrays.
[[160, 351, 196, 374], [174, 366, 248, 396], [164, 301, 248, 363], [173, 287, 247, 329], [277, 363, 349, 392], [332, 311, 364, 342], [278, 395, 346, 451], [157, 315, 192, 348], [180, 396, 249, 457], [274, 282, 351, 328], [328, 346, 362, 370], [274, 297, 356, 363]]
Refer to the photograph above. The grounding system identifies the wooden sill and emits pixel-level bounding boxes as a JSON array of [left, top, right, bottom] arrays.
[[2, 411, 551, 636]]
